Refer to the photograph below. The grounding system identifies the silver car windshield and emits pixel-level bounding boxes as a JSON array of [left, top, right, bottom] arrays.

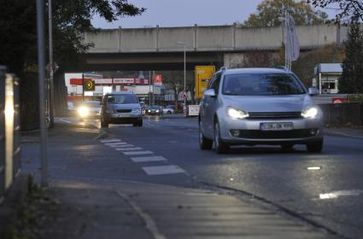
[[222, 73, 306, 96], [107, 94, 138, 104]]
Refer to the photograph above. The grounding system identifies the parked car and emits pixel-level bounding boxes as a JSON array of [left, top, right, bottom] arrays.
[[199, 67, 324, 154], [100, 92, 143, 128], [77, 100, 101, 119], [145, 105, 163, 116], [162, 105, 175, 114]]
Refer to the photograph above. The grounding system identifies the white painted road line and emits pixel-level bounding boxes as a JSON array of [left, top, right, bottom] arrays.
[[142, 165, 186, 175], [114, 145, 135, 149], [100, 139, 121, 143], [105, 142, 127, 147], [123, 151, 153, 156], [130, 156, 167, 163], [116, 147, 143, 151]]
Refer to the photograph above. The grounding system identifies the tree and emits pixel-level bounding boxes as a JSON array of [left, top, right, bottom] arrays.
[[244, 0, 328, 27], [292, 44, 345, 86], [0, 0, 144, 129], [339, 24, 363, 93], [308, 0, 363, 23]]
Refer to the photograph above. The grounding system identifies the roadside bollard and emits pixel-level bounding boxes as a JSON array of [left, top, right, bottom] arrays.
[[0, 66, 6, 200], [0, 69, 21, 201], [12, 75, 21, 177]]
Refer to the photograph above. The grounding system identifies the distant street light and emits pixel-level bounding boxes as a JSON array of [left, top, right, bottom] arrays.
[[177, 41, 187, 115]]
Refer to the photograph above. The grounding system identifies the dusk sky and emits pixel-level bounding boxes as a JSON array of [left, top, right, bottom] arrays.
[[92, 0, 266, 29]]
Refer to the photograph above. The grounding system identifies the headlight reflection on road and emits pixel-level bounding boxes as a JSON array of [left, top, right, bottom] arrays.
[[307, 166, 321, 171], [319, 190, 363, 200]]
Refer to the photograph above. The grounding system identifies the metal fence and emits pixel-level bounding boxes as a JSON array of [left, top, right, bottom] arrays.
[[0, 66, 21, 202], [320, 103, 363, 126]]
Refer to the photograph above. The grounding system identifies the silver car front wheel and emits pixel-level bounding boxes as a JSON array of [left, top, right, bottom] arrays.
[[214, 121, 229, 154]]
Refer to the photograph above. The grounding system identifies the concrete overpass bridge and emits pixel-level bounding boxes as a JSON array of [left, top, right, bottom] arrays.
[[81, 24, 347, 71]]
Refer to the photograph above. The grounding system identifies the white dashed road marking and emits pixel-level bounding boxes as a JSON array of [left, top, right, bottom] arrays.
[[123, 151, 154, 156], [130, 156, 167, 163], [105, 142, 127, 147], [116, 147, 143, 151], [100, 138, 187, 176], [114, 145, 135, 149], [100, 139, 121, 143], [142, 165, 186, 175]]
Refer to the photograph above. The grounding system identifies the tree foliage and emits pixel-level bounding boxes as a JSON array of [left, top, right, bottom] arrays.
[[292, 44, 345, 86], [0, 0, 145, 73], [308, 0, 363, 23], [244, 0, 328, 27], [339, 24, 363, 93], [0, 0, 144, 129]]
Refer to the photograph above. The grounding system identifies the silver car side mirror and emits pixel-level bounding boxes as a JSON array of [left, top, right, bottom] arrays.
[[308, 87, 319, 96], [204, 89, 216, 97]]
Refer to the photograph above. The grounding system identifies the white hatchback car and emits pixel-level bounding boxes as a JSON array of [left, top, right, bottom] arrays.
[[199, 68, 324, 154]]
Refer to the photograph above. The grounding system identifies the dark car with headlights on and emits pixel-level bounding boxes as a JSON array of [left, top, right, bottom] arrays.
[[199, 67, 324, 154], [145, 105, 163, 116], [76, 101, 101, 119], [100, 92, 143, 128]]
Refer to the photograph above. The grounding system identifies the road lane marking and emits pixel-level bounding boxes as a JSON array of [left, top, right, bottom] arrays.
[[116, 147, 143, 151], [142, 165, 186, 175], [114, 145, 135, 149], [105, 142, 128, 147], [130, 156, 167, 163], [100, 139, 121, 143], [123, 151, 153, 156]]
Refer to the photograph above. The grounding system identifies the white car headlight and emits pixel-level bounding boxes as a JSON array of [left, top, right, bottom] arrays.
[[78, 106, 90, 118], [227, 107, 249, 119], [301, 106, 319, 119]]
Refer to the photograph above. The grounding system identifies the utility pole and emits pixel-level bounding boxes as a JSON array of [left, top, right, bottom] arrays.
[[48, 0, 55, 128], [36, 0, 48, 187]]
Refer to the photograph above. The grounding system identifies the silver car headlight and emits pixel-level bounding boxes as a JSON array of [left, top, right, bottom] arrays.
[[301, 106, 319, 119], [227, 107, 249, 120]]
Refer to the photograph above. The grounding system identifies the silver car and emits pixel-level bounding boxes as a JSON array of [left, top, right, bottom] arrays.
[[199, 68, 324, 154], [101, 92, 143, 128]]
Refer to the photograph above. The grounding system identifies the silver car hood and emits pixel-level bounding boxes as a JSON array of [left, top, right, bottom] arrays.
[[222, 94, 312, 112]]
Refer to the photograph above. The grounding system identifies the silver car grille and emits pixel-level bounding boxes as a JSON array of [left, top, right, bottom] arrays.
[[248, 112, 302, 119]]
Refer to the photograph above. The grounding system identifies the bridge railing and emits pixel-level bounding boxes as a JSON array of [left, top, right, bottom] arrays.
[[84, 24, 348, 53]]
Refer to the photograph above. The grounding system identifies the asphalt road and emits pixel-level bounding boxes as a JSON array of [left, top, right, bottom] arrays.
[[21, 115, 363, 239], [103, 115, 363, 239]]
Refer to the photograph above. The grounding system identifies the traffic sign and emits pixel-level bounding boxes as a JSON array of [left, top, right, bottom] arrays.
[[83, 79, 95, 91]]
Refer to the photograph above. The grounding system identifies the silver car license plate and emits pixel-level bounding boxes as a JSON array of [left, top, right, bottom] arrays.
[[260, 122, 293, 131]]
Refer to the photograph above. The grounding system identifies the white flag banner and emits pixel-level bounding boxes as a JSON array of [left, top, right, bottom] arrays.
[[284, 14, 300, 62]]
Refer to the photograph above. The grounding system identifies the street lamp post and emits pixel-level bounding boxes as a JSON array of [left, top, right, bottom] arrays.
[[177, 42, 187, 115], [36, 0, 48, 187], [48, 0, 54, 128]]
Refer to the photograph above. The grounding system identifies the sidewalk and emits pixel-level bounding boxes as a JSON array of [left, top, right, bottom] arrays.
[[324, 126, 363, 139], [1, 122, 340, 239]]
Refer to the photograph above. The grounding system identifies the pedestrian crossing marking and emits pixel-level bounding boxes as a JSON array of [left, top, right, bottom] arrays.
[[142, 165, 186, 175], [100, 139, 121, 143], [114, 145, 135, 149], [116, 147, 143, 151], [105, 142, 127, 147], [130, 156, 167, 163], [123, 151, 153, 156]]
